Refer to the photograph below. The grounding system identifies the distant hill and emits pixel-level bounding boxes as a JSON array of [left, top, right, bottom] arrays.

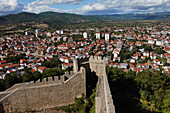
[[103, 12, 170, 20], [0, 12, 169, 25], [0, 12, 101, 25]]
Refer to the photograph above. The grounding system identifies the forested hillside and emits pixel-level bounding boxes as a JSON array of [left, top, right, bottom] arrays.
[[0, 12, 169, 25], [107, 67, 170, 113]]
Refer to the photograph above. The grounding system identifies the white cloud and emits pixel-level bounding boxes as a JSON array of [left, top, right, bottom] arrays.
[[0, 0, 24, 15], [77, 0, 170, 14], [24, 5, 73, 14], [29, 0, 85, 6], [0, 0, 169, 16], [24, 0, 85, 14]]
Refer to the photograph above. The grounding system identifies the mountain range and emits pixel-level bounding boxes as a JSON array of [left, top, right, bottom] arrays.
[[0, 12, 169, 25]]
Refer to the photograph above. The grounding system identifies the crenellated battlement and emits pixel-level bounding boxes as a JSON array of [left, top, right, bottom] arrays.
[[0, 57, 115, 113], [89, 56, 115, 113], [89, 56, 105, 64], [5, 76, 64, 92], [89, 56, 105, 76], [5, 71, 77, 93], [0, 66, 86, 112], [77, 56, 89, 64], [63, 71, 75, 78], [89, 55, 104, 60]]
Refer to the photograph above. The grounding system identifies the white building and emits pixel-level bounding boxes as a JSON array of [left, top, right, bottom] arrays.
[[25, 31, 31, 36], [105, 33, 110, 41], [56, 30, 64, 34], [148, 40, 155, 45], [156, 41, 162, 46], [25, 31, 28, 36], [96, 32, 101, 39], [35, 29, 41, 37], [83, 32, 89, 39]]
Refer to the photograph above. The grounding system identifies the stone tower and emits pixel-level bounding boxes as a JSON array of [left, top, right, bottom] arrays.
[[73, 58, 78, 73]]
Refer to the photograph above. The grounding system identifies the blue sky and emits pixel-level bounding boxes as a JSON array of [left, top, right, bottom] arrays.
[[0, 0, 169, 16], [19, 0, 96, 10]]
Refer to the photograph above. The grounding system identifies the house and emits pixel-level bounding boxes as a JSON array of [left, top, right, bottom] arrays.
[[112, 63, 120, 68], [144, 63, 150, 68], [20, 59, 26, 64], [156, 41, 162, 46], [130, 59, 136, 63], [136, 63, 144, 68], [58, 44, 69, 50], [60, 57, 72, 63], [113, 57, 120, 62], [150, 52, 156, 59], [83, 32, 89, 39], [167, 57, 170, 63], [113, 49, 120, 57], [0, 60, 6, 64], [1, 57, 6, 61], [164, 47, 170, 53], [132, 54, 138, 60], [120, 63, 128, 69], [141, 56, 146, 60], [64, 57, 72, 63], [143, 51, 150, 57], [105, 33, 110, 41], [31, 69, 36, 73], [7, 70, 14, 74], [38, 66, 47, 73], [135, 41, 143, 46], [62, 63, 73, 70], [96, 32, 101, 39], [148, 40, 155, 45], [130, 64, 135, 70], [154, 59, 161, 65]]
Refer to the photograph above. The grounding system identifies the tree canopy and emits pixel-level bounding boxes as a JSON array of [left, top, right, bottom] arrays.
[[107, 67, 170, 113]]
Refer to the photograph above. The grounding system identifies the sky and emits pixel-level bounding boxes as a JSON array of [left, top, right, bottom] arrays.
[[0, 0, 169, 16]]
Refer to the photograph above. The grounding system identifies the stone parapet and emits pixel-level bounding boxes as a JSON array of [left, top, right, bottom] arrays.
[[103, 69, 115, 113], [0, 67, 86, 112], [0, 56, 115, 113], [92, 56, 115, 113]]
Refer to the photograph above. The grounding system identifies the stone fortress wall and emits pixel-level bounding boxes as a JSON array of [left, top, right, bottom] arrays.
[[0, 56, 115, 113], [89, 56, 115, 113], [0, 67, 86, 112]]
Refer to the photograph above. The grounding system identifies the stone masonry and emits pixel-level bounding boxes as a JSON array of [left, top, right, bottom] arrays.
[[0, 56, 115, 113], [0, 67, 86, 112], [89, 56, 115, 113]]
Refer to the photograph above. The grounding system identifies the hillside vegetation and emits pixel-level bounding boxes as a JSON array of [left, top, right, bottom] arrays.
[[0, 12, 169, 25], [107, 67, 170, 113]]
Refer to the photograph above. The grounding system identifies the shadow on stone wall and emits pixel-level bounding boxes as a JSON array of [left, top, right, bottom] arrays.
[[86, 69, 98, 98], [0, 104, 5, 113], [80, 62, 98, 98]]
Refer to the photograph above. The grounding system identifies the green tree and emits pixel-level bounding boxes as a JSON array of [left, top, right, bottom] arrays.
[[33, 71, 42, 82], [155, 47, 166, 54], [42, 56, 61, 68], [144, 45, 153, 52], [42, 67, 64, 79], [4, 73, 20, 89], [107, 67, 170, 113], [162, 89, 170, 113], [22, 69, 34, 82]]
